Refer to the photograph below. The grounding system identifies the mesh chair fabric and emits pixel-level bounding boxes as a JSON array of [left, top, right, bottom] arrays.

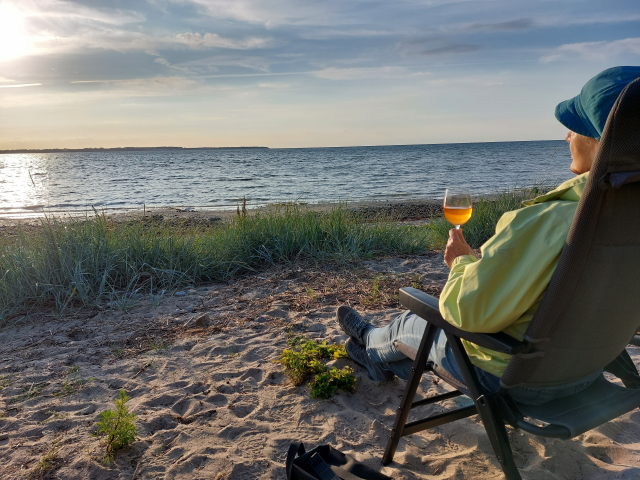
[[502, 77, 640, 388]]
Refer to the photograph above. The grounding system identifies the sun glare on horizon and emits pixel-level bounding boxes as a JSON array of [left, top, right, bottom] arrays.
[[0, 3, 33, 62]]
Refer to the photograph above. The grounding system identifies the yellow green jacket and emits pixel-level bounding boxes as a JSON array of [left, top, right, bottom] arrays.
[[439, 173, 589, 377]]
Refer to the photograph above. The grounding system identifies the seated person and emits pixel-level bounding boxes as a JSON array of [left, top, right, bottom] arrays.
[[337, 66, 640, 405]]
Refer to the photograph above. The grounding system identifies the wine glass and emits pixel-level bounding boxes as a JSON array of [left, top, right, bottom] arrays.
[[443, 189, 472, 229]]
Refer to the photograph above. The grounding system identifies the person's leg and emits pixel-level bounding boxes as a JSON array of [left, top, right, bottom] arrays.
[[339, 307, 505, 390], [365, 310, 426, 364], [365, 311, 453, 380], [364, 310, 504, 391]]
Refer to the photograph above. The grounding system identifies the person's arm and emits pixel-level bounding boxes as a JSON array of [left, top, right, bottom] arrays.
[[438, 202, 576, 333]]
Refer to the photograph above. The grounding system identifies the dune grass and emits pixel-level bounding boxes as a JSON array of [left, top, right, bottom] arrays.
[[0, 206, 429, 322], [0, 191, 540, 324]]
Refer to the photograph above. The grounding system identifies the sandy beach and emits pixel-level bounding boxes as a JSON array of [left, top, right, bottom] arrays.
[[1, 248, 639, 480]]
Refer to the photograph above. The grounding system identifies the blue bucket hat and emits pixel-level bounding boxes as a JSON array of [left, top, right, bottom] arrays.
[[555, 66, 640, 140]]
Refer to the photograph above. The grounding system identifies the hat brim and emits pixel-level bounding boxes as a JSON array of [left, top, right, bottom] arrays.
[[555, 96, 599, 139]]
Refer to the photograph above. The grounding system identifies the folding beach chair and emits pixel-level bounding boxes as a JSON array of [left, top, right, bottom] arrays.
[[382, 77, 640, 480]]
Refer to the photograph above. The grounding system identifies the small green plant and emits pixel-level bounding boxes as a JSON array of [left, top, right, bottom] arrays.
[[96, 390, 137, 462], [409, 274, 423, 290], [41, 410, 68, 424], [149, 339, 169, 351], [54, 366, 86, 397], [364, 276, 383, 305], [10, 382, 47, 404], [30, 439, 62, 479], [310, 367, 357, 399], [112, 347, 126, 358], [278, 337, 353, 398]]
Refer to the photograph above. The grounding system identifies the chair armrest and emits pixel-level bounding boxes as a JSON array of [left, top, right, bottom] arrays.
[[399, 287, 529, 355]]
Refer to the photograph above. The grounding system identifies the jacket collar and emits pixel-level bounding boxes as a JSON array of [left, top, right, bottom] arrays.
[[523, 172, 589, 206]]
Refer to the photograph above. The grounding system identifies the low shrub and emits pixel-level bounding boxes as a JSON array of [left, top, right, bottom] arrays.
[[278, 337, 353, 398]]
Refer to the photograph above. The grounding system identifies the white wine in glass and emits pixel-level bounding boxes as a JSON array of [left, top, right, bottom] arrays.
[[443, 189, 472, 229]]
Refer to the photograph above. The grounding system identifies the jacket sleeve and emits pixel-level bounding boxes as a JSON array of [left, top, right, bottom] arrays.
[[438, 201, 576, 333]]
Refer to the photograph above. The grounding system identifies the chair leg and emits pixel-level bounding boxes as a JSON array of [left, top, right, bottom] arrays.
[[446, 334, 521, 480], [606, 348, 640, 388], [382, 323, 437, 465], [476, 395, 521, 480]]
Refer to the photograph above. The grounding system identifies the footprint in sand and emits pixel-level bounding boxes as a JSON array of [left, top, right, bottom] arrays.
[[140, 413, 179, 434], [141, 393, 184, 408], [227, 394, 259, 418]]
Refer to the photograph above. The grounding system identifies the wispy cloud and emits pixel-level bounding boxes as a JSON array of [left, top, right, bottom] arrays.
[[420, 44, 481, 56], [182, 0, 343, 27], [173, 32, 272, 50], [312, 66, 409, 81], [0, 83, 42, 88], [466, 18, 534, 32], [540, 37, 640, 63]]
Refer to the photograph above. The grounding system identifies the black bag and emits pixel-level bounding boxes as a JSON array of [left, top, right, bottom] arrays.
[[285, 442, 392, 480]]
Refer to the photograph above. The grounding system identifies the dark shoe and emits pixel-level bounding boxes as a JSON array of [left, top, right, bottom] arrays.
[[345, 338, 394, 382], [337, 306, 372, 345]]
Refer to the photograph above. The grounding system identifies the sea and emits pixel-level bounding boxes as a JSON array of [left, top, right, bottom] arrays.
[[0, 141, 574, 218]]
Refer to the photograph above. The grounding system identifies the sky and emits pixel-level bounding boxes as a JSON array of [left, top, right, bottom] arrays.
[[0, 0, 639, 149]]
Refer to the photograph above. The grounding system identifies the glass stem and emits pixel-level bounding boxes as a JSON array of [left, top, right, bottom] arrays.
[[455, 225, 461, 230]]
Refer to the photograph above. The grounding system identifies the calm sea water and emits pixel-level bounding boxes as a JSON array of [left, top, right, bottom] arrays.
[[0, 141, 573, 217]]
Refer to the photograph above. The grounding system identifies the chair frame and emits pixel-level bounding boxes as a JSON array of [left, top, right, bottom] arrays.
[[382, 288, 640, 480], [382, 288, 529, 479]]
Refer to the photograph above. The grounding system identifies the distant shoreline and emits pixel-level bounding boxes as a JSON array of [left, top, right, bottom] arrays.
[[0, 199, 444, 228], [0, 146, 270, 154], [0, 139, 563, 154]]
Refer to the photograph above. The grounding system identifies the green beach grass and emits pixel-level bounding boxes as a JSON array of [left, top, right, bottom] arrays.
[[0, 190, 540, 324]]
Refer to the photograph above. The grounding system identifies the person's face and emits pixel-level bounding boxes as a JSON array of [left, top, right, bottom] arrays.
[[565, 131, 599, 174]]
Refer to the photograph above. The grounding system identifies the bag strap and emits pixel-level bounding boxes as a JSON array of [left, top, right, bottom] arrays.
[[311, 453, 385, 480], [308, 453, 342, 480], [286, 442, 306, 480]]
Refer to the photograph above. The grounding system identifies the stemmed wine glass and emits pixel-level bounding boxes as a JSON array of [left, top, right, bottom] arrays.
[[443, 189, 473, 229]]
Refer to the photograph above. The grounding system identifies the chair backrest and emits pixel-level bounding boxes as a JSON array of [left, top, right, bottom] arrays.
[[501, 77, 640, 388]]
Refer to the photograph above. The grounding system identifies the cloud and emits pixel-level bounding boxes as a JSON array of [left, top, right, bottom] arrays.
[[0, 83, 43, 88], [173, 32, 272, 50], [180, 0, 341, 27], [297, 28, 398, 41], [466, 18, 534, 31], [69, 76, 199, 90], [540, 37, 640, 63], [0, 75, 206, 108], [16, 1, 274, 60], [419, 43, 481, 55], [311, 66, 409, 80], [30, 0, 146, 25], [257, 82, 291, 89], [537, 12, 640, 28]]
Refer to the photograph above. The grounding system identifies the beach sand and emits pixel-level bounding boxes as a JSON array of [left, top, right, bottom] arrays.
[[1, 253, 639, 479]]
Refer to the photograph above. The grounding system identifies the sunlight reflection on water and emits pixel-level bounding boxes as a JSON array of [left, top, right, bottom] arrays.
[[0, 141, 573, 218]]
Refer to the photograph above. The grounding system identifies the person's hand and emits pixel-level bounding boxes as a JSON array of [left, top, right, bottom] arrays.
[[444, 228, 475, 268]]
